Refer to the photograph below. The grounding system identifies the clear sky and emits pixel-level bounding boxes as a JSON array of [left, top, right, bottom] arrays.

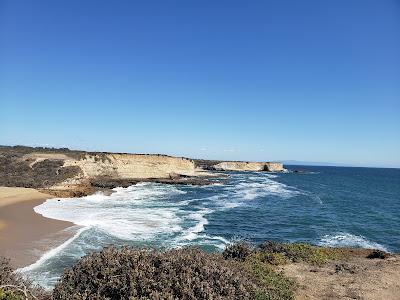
[[1, 1, 399, 167]]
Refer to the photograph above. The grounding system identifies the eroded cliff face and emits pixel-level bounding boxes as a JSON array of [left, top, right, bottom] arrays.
[[213, 161, 284, 172], [9, 151, 198, 196], [63, 153, 196, 179], [0, 146, 285, 197], [47, 153, 196, 195]]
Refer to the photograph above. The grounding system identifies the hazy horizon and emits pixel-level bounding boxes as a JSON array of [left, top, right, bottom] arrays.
[[1, 1, 399, 168]]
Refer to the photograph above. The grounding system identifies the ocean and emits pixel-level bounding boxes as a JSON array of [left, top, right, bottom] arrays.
[[20, 166, 400, 289]]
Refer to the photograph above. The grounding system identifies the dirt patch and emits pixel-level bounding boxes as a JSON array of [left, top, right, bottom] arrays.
[[281, 252, 400, 299]]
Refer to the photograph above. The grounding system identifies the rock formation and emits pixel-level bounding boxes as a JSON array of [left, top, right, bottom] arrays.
[[0, 146, 285, 197], [212, 161, 285, 172], [63, 153, 196, 179]]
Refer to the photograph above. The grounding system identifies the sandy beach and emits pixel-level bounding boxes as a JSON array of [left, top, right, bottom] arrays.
[[0, 187, 73, 268]]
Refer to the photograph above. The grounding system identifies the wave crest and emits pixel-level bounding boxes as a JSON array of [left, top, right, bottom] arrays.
[[318, 232, 388, 252]]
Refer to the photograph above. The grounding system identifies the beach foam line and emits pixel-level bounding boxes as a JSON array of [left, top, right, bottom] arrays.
[[173, 233, 230, 250], [179, 208, 213, 241], [200, 235, 230, 250], [32, 184, 184, 240], [318, 232, 388, 252], [17, 226, 88, 273], [224, 177, 301, 200]]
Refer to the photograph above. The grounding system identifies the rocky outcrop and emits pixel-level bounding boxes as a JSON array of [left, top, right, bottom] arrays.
[[213, 161, 285, 172]]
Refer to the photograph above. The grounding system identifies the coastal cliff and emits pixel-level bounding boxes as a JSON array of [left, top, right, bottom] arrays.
[[22, 151, 199, 196], [0, 146, 285, 197], [63, 153, 196, 179], [213, 161, 284, 172]]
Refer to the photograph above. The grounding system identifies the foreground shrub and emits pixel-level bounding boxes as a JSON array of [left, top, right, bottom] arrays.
[[222, 242, 252, 261], [221, 242, 296, 300], [53, 246, 259, 300], [0, 257, 14, 285], [257, 252, 287, 266], [0, 257, 49, 300], [0, 289, 23, 300]]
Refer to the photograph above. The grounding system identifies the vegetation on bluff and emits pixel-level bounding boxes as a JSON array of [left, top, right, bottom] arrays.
[[0, 257, 49, 300], [0, 146, 81, 189], [1, 241, 386, 300], [53, 247, 258, 299], [51, 241, 345, 300]]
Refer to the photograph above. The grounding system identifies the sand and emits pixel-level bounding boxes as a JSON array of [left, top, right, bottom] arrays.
[[0, 187, 73, 268], [0, 187, 51, 208]]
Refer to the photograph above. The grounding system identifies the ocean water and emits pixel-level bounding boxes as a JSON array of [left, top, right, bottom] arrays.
[[20, 166, 400, 289]]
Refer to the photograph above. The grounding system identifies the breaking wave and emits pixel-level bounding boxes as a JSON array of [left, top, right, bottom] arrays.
[[224, 173, 301, 200], [18, 227, 87, 273], [318, 233, 388, 252], [33, 183, 185, 240], [19, 171, 330, 288]]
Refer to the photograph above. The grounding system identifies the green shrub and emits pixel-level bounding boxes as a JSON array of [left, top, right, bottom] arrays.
[[243, 253, 295, 300], [258, 241, 341, 265], [258, 252, 287, 266], [0, 289, 23, 300]]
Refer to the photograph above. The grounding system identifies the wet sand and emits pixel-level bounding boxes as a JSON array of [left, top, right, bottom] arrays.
[[0, 187, 73, 268]]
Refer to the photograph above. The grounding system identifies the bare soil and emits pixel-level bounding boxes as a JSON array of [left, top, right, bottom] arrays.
[[281, 251, 400, 299]]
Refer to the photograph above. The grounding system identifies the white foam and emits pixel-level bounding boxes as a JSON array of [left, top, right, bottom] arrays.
[[179, 208, 212, 241], [17, 226, 87, 273], [318, 233, 388, 252], [34, 184, 185, 241], [21, 183, 192, 285], [173, 233, 230, 250], [195, 193, 240, 210], [225, 176, 300, 201], [193, 235, 230, 250], [22, 173, 307, 288], [199, 182, 224, 188], [223, 202, 241, 209], [203, 234, 230, 244]]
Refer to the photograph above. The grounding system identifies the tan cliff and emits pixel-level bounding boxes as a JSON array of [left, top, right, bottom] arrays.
[[63, 153, 196, 179], [0, 146, 285, 197], [213, 161, 285, 172], [24, 152, 198, 196]]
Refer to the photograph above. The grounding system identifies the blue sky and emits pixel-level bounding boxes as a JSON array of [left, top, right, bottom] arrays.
[[0, 1, 399, 167]]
